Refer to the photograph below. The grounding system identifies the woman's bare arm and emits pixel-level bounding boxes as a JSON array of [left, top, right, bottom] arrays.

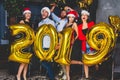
[[73, 22, 78, 40]]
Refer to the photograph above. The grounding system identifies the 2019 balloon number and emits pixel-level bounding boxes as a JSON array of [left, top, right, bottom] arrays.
[[8, 16, 119, 66]]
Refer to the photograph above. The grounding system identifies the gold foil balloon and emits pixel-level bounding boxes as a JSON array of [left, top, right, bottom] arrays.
[[9, 24, 35, 63], [34, 24, 58, 61], [78, 0, 93, 8], [78, 1, 87, 8], [82, 22, 116, 65], [55, 0, 66, 3], [85, 0, 93, 5], [109, 16, 120, 32], [54, 27, 73, 65]]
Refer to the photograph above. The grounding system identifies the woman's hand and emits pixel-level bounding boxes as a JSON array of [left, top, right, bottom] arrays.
[[55, 43, 60, 50], [75, 36, 78, 40], [71, 39, 75, 45], [50, 3, 57, 12], [50, 2, 57, 6], [64, 6, 74, 12]]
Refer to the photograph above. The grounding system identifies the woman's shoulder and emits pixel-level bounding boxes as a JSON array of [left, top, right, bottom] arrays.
[[88, 21, 95, 25], [88, 21, 95, 29], [73, 22, 77, 26], [19, 20, 25, 24]]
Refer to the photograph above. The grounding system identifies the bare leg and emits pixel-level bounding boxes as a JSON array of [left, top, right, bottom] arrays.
[[84, 65, 89, 78], [62, 65, 66, 75], [95, 65, 99, 71], [62, 65, 67, 79], [23, 64, 28, 80], [66, 65, 70, 80], [16, 63, 26, 80], [71, 60, 83, 65]]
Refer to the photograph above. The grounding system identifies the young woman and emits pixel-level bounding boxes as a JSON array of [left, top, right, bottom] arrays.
[[16, 7, 32, 80], [78, 10, 95, 80], [65, 11, 83, 80]]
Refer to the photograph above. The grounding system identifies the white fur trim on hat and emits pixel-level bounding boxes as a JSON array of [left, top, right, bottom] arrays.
[[81, 10, 90, 16], [23, 10, 31, 15], [41, 7, 50, 17], [67, 14, 75, 17]]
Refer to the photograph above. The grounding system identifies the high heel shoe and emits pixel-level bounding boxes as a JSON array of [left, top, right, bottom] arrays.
[[23, 76, 27, 80], [84, 77, 91, 80], [15, 75, 20, 80], [15, 76, 17, 80]]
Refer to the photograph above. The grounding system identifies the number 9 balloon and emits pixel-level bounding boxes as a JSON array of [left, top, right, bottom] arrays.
[[82, 22, 116, 65], [8, 24, 35, 63]]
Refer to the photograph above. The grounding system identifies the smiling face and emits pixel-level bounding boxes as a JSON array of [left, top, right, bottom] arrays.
[[41, 10, 49, 19], [81, 13, 89, 22], [68, 16, 75, 23], [24, 12, 31, 20], [60, 10, 67, 19]]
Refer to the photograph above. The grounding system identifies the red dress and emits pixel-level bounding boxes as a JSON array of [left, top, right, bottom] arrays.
[[78, 21, 95, 52]]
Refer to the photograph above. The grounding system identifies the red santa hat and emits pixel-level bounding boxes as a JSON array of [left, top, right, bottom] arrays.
[[23, 7, 31, 15], [67, 11, 78, 19]]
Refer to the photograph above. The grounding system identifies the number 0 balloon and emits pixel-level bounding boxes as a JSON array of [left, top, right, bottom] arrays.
[[34, 24, 58, 61]]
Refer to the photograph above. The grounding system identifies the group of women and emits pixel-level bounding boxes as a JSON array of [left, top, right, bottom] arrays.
[[64, 8, 94, 80]]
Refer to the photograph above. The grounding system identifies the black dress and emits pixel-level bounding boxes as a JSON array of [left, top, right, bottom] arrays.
[[68, 25, 83, 77], [66, 24, 82, 61], [24, 20, 32, 27], [82, 28, 88, 36], [70, 38, 82, 61], [70, 27, 88, 61]]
